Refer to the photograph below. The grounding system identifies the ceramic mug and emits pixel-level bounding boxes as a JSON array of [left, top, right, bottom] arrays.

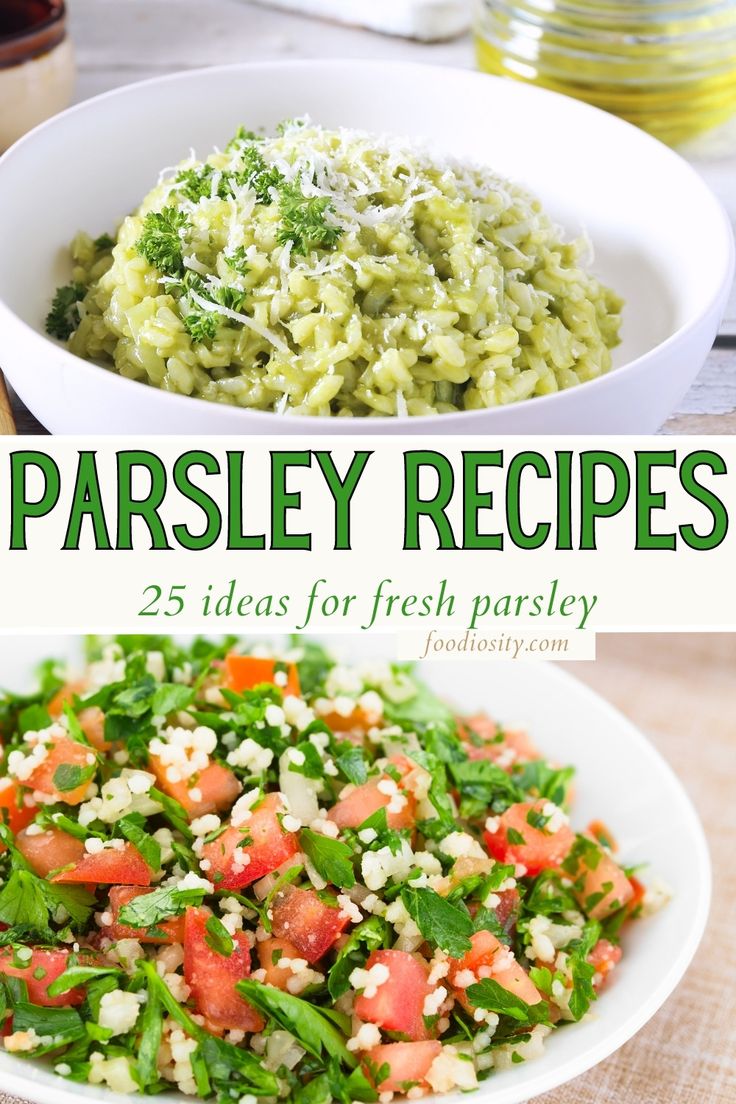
[[0, 0, 75, 151]]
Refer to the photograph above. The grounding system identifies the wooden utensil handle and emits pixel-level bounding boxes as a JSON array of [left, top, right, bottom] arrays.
[[0, 371, 17, 435]]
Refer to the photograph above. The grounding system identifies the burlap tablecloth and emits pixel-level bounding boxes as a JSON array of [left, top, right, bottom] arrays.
[[2, 634, 734, 1104]]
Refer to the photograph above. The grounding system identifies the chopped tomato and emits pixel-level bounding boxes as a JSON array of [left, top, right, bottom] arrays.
[[364, 1042, 441, 1092], [16, 826, 85, 877], [47, 681, 86, 718], [319, 703, 381, 734], [461, 713, 539, 768], [183, 906, 264, 1033], [587, 819, 618, 852], [256, 936, 303, 990], [201, 792, 300, 891], [588, 938, 622, 983], [53, 841, 151, 885], [328, 757, 416, 831], [26, 735, 97, 805], [224, 655, 301, 698], [48, 683, 109, 751], [0, 948, 90, 1007], [104, 886, 185, 944], [484, 801, 574, 876], [571, 841, 634, 920], [0, 779, 37, 840], [354, 950, 434, 1041], [148, 755, 241, 819], [271, 885, 350, 963], [449, 929, 542, 1008], [77, 707, 110, 752]]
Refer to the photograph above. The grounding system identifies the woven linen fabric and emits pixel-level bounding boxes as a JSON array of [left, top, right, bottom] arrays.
[[2, 635, 735, 1104]]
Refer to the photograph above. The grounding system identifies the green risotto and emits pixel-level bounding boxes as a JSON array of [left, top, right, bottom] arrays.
[[46, 120, 623, 417]]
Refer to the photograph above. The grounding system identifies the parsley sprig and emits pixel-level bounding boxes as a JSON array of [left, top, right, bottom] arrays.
[[45, 283, 86, 341]]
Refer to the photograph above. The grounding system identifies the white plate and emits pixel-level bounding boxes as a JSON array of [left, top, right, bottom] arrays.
[[0, 60, 732, 433], [0, 636, 711, 1104]]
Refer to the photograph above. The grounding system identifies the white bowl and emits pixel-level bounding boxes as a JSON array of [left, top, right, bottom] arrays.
[[0, 60, 732, 434], [0, 636, 710, 1104]]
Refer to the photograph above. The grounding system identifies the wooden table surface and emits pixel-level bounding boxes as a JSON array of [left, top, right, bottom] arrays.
[[8, 0, 736, 432]]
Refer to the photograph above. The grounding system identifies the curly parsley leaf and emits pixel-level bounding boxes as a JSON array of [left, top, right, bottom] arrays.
[[277, 183, 342, 256], [135, 207, 190, 276], [239, 145, 285, 205], [45, 283, 87, 340]]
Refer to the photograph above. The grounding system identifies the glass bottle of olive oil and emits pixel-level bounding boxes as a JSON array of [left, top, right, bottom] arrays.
[[475, 0, 736, 146]]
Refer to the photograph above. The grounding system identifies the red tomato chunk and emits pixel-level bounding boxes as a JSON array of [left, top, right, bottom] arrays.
[[201, 793, 300, 891], [449, 929, 542, 1009], [0, 948, 90, 1007], [365, 1041, 442, 1092], [0, 780, 37, 841], [355, 950, 434, 1041], [52, 841, 151, 885], [183, 906, 263, 1033], [484, 800, 574, 876], [224, 655, 301, 698], [16, 826, 85, 877], [148, 755, 241, 819], [27, 736, 96, 805], [271, 885, 350, 963]]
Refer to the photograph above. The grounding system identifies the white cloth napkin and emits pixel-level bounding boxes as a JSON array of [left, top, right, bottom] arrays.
[[250, 0, 471, 41]]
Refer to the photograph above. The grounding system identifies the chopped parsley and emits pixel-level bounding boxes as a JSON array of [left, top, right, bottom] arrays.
[[300, 828, 355, 889], [135, 206, 190, 276], [277, 183, 342, 256], [45, 283, 86, 341]]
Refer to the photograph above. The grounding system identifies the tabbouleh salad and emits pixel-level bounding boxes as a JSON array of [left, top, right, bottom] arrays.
[[0, 638, 662, 1101], [46, 120, 622, 417]]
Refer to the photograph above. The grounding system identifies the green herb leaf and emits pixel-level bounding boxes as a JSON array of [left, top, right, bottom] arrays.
[[300, 828, 355, 889], [400, 885, 473, 958], [205, 914, 235, 957], [335, 747, 369, 787], [566, 920, 601, 1021], [137, 970, 163, 1088], [52, 762, 96, 794], [117, 884, 207, 931], [465, 978, 550, 1025], [151, 683, 196, 716], [277, 183, 342, 256], [46, 964, 122, 998], [236, 979, 356, 1068], [45, 283, 86, 341], [117, 814, 161, 874], [136, 207, 190, 276]]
